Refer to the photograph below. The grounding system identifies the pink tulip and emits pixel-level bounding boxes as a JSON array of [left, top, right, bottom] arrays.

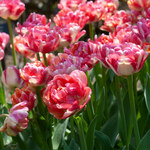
[[1, 66, 24, 90], [11, 86, 37, 111], [48, 53, 89, 77], [43, 70, 92, 119], [0, 0, 25, 20], [53, 23, 86, 47], [0, 102, 29, 136], [58, 0, 87, 11], [101, 10, 135, 32], [64, 41, 99, 70], [128, 0, 150, 11], [105, 43, 149, 76], [54, 8, 88, 29], [0, 32, 9, 60], [20, 61, 52, 86], [26, 25, 60, 53], [15, 12, 48, 35], [14, 35, 35, 59]]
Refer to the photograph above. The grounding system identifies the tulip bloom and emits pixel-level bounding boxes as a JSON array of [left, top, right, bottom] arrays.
[[1, 66, 24, 90], [58, 0, 87, 11], [16, 12, 47, 35], [43, 70, 92, 119], [101, 10, 135, 32], [0, 102, 29, 136], [26, 25, 60, 53], [54, 8, 88, 29], [20, 61, 52, 86], [53, 23, 86, 47], [11, 86, 37, 111], [14, 35, 35, 59], [128, 0, 150, 11], [48, 53, 89, 77], [105, 43, 149, 76], [64, 41, 99, 70], [0, 0, 25, 20], [0, 32, 9, 60]]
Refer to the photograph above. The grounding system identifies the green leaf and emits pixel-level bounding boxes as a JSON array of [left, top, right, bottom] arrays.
[[95, 130, 113, 150], [63, 140, 70, 150], [69, 139, 80, 150], [144, 74, 150, 113], [0, 132, 4, 150], [52, 119, 68, 150], [101, 113, 118, 146], [137, 130, 150, 150], [86, 116, 97, 150]]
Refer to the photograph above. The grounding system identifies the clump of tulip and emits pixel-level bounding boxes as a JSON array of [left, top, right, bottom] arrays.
[[0, 0, 150, 150]]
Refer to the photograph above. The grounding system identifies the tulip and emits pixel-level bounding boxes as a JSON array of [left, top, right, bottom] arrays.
[[15, 12, 48, 35], [26, 25, 60, 53], [11, 86, 37, 111], [20, 61, 52, 86], [43, 70, 92, 119], [105, 43, 149, 76], [48, 53, 89, 77], [0, 32, 9, 60], [54, 8, 88, 29], [1, 66, 24, 90], [0, 102, 29, 136], [64, 41, 99, 70], [58, 0, 87, 11], [128, 0, 150, 11], [0, 0, 25, 20]]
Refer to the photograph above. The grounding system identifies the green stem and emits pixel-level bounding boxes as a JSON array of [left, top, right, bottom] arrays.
[[86, 72, 94, 121], [89, 23, 94, 40], [75, 117, 87, 150], [13, 134, 29, 150], [70, 116, 75, 139], [36, 53, 40, 61], [7, 18, 16, 66], [42, 53, 48, 66], [102, 66, 109, 119], [23, 56, 27, 66], [127, 75, 140, 145], [0, 62, 7, 107], [115, 76, 128, 148], [36, 87, 45, 116]]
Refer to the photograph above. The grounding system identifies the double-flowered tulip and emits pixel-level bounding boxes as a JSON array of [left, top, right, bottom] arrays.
[[43, 70, 92, 119], [0, 0, 25, 20]]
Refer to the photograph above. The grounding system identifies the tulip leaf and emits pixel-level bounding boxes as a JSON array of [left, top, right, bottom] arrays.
[[63, 140, 70, 150], [137, 130, 150, 150], [101, 113, 118, 146], [52, 119, 68, 150], [69, 139, 80, 150], [0, 132, 4, 150], [86, 116, 97, 150], [0, 84, 5, 106], [144, 74, 150, 113], [95, 130, 113, 150]]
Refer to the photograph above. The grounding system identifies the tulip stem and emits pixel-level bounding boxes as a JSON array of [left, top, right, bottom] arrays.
[[0, 114, 9, 118], [0, 62, 7, 107], [36, 87, 45, 116], [127, 75, 140, 145], [89, 23, 94, 40], [7, 18, 16, 66], [23, 56, 27, 66], [75, 117, 87, 150], [115, 76, 128, 148], [70, 116, 75, 139], [102, 66, 109, 119], [42, 53, 48, 66], [36, 53, 40, 61]]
